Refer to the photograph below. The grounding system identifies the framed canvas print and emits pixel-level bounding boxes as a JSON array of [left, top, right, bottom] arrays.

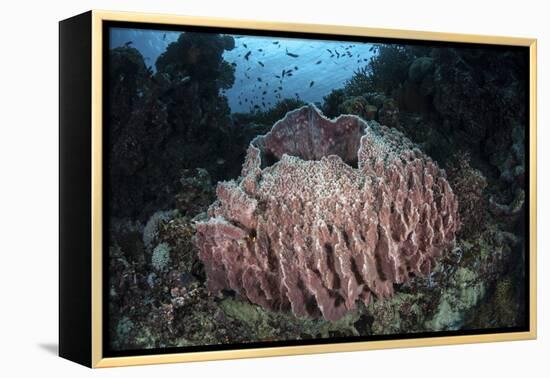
[[59, 10, 537, 368]]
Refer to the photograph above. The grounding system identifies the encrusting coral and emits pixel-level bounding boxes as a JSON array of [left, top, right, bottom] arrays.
[[195, 105, 459, 321]]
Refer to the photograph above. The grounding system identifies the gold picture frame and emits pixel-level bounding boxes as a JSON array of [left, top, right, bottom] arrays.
[[59, 9, 537, 368]]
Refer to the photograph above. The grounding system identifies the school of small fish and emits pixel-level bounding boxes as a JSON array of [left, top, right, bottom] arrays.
[[232, 39, 372, 112]]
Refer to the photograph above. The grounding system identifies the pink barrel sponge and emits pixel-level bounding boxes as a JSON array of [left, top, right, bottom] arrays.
[[194, 105, 459, 321]]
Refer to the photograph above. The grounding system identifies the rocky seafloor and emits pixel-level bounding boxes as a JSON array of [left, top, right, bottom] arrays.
[[107, 36, 527, 351]]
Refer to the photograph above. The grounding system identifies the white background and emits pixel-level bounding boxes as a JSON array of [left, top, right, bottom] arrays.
[[0, 0, 547, 376]]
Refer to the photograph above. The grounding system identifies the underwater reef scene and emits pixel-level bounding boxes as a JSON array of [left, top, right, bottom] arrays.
[[107, 28, 527, 351]]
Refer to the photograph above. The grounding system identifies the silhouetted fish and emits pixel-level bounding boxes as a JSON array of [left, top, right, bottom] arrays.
[[124, 41, 133, 47], [244, 51, 251, 60], [262, 91, 267, 95], [316, 60, 322, 64], [286, 49, 299, 58], [309, 81, 315, 87], [243, 43, 248, 48], [231, 62, 237, 67], [273, 41, 279, 45], [258, 61, 264, 67], [294, 66, 298, 70], [258, 48, 263, 52], [275, 75, 281, 79], [257, 77, 262, 82]]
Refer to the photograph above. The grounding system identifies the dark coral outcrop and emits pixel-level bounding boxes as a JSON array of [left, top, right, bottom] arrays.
[[195, 105, 459, 321]]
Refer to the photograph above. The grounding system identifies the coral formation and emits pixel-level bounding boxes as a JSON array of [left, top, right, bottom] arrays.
[[106, 36, 527, 350], [195, 105, 459, 321], [108, 33, 242, 221], [446, 152, 488, 238]]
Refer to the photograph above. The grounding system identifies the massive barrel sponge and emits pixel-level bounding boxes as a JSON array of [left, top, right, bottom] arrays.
[[194, 105, 459, 321]]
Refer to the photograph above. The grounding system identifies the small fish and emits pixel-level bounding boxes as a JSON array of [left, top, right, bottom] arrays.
[[315, 60, 322, 64], [262, 102, 266, 107], [281, 69, 286, 78], [272, 41, 279, 45], [275, 75, 281, 79], [286, 72, 293, 77], [254, 105, 260, 109], [216, 158, 226, 165], [262, 91, 267, 95], [124, 41, 133, 47], [286, 49, 299, 58], [247, 67, 251, 71], [243, 43, 248, 48], [327, 49, 332, 54], [335, 50, 340, 58], [278, 86, 283, 90], [180, 76, 191, 84], [162, 33, 166, 41], [294, 66, 298, 70], [309, 81, 315, 87], [230, 62, 237, 67], [258, 61, 264, 67], [257, 77, 262, 82], [244, 51, 251, 60], [258, 48, 263, 52]]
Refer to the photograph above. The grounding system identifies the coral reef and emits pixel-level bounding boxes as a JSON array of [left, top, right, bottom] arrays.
[[108, 33, 243, 221], [338, 96, 377, 121], [106, 38, 528, 350], [446, 152, 488, 238], [195, 105, 459, 321]]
